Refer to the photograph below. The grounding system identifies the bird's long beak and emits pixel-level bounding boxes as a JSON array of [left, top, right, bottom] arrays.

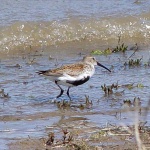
[[97, 62, 111, 72]]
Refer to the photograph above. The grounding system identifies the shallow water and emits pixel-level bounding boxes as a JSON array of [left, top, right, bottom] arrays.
[[0, 1, 150, 149], [0, 42, 150, 149]]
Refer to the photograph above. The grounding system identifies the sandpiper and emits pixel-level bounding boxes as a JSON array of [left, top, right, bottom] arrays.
[[37, 56, 111, 100]]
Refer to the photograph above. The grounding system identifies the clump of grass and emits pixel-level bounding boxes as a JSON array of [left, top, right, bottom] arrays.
[[125, 83, 135, 90], [46, 132, 54, 146], [91, 48, 112, 55], [91, 43, 127, 55], [122, 97, 141, 108], [54, 100, 71, 109], [53, 95, 92, 110], [112, 43, 128, 53], [124, 58, 142, 66], [77, 95, 93, 110], [101, 82, 145, 96], [78, 104, 85, 110], [127, 83, 144, 90], [133, 97, 141, 107], [101, 84, 113, 95], [85, 95, 93, 106], [91, 50, 103, 55], [101, 82, 119, 95], [0, 89, 10, 98], [120, 83, 144, 90], [136, 83, 144, 88], [91, 34, 128, 55], [46, 129, 73, 149], [45, 129, 96, 150], [112, 34, 128, 53], [123, 99, 132, 107]]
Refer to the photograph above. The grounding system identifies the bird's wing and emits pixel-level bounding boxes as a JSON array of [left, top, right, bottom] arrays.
[[37, 63, 85, 77], [55, 63, 85, 77], [37, 70, 62, 77]]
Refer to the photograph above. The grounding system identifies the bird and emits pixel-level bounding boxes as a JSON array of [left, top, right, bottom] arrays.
[[37, 56, 111, 100]]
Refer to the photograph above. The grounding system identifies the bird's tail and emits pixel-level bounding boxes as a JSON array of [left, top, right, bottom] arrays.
[[36, 70, 48, 75]]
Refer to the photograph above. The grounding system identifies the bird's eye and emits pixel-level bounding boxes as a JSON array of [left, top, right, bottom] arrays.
[[93, 58, 95, 60]]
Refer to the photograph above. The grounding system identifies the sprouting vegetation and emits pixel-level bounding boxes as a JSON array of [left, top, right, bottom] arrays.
[[112, 33, 128, 53], [91, 48, 112, 55], [101, 82, 145, 95], [53, 95, 92, 110], [123, 97, 141, 107], [55, 100, 71, 110], [45, 129, 73, 149], [0, 89, 10, 98], [91, 34, 128, 55], [123, 99, 132, 107], [85, 95, 93, 106], [112, 43, 128, 53], [124, 58, 142, 66], [126, 83, 145, 90], [101, 82, 119, 95]]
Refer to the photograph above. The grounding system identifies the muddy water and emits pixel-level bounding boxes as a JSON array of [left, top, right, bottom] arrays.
[[0, 41, 150, 149]]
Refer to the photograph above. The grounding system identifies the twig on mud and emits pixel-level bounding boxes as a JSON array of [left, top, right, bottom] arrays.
[[46, 132, 54, 146], [128, 43, 138, 59]]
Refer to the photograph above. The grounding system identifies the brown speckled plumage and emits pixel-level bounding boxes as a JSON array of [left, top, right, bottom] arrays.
[[41, 63, 86, 77], [37, 56, 111, 100]]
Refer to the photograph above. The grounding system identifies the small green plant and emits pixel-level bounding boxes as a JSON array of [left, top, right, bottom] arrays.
[[91, 34, 128, 55], [123, 99, 132, 107], [55, 100, 71, 109], [137, 83, 144, 88], [133, 97, 141, 106], [126, 83, 145, 90], [85, 95, 92, 105], [112, 43, 128, 53], [104, 48, 113, 55], [101, 82, 119, 95], [0, 89, 10, 98], [124, 58, 142, 66], [112, 34, 128, 53], [127, 84, 134, 90], [91, 48, 112, 55], [122, 97, 141, 107], [91, 50, 103, 55]]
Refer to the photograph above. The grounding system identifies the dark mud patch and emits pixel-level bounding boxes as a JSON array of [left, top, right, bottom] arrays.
[[5, 102, 150, 150], [8, 119, 150, 150]]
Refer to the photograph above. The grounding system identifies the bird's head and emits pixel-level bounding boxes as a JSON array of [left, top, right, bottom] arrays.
[[83, 56, 111, 72]]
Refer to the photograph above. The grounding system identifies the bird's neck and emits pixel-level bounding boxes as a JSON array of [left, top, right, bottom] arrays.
[[85, 62, 95, 68]]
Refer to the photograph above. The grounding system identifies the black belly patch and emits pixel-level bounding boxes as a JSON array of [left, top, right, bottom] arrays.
[[66, 76, 90, 86]]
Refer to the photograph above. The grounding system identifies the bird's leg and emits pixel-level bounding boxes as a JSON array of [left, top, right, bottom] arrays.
[[67, 87, 72, 100], [55, 81, 64, 98]]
